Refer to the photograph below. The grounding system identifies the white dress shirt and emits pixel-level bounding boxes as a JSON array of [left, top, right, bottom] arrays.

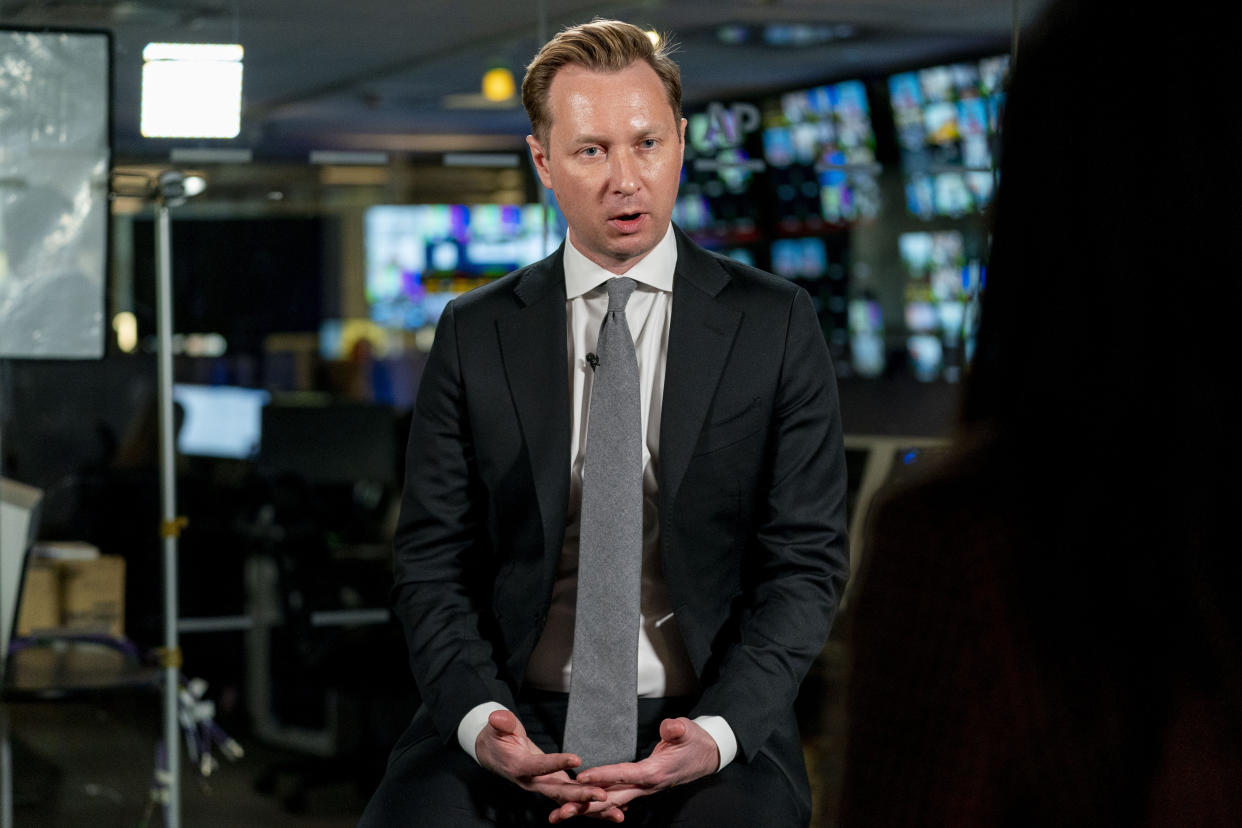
[[457, 225, 737, 771]]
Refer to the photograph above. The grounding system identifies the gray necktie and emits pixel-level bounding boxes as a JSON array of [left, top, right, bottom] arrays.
[[562, 276, 642, 771]]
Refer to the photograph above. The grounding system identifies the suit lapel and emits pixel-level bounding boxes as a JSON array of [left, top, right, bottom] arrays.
[[497, 249, 571, 559], [660, 231, 743, 507]]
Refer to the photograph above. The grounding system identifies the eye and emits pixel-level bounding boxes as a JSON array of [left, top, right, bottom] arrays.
[[580, 146, 602, 158], [639, 138, 657, 149]]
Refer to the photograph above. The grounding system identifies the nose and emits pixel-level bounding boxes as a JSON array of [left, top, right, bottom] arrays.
[[610, 150, 639, 196]]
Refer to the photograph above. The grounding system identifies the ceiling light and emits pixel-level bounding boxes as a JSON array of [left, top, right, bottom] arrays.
[[481, 67, 515, 102], [762, 24, 840, 47], [141, 42, 244, 139], [113, 311, 138, 353]]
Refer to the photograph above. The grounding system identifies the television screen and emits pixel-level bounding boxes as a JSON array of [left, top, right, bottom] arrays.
[[848, 297, 885, 378], [365, 204, 565, 330], [672, 193, 714, 234], [888, 55, 1009, 218], [173, 384, 271, 459], [760, 79, 880, 225], [899, 230, 986, 382], [771, 237, 829, 279], [680, 102, 766, 247], [722, 248, 756, 268]]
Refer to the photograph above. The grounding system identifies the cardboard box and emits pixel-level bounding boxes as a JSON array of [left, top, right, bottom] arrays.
[[15, 559, 61, 636], [60, 555, 126, 638], [14, 554, 127, 639]]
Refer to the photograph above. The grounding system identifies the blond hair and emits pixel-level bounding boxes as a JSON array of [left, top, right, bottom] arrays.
[[522, 19, 681, 144]]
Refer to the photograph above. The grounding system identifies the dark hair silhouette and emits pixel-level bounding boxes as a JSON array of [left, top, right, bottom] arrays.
[[843, 2, 1242, 823], [964, 0, 1238, 669]]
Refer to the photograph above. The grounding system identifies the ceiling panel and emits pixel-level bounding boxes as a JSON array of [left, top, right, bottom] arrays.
[[0, 0, 1046, 161]]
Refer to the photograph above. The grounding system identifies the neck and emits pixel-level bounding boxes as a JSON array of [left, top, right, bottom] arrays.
[[567, 229, 659, 275]]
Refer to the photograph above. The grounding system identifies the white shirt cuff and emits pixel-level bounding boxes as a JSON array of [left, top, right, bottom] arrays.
[[457, 701, 510, 763], [693, 715, 737, 772], [459, 704, 736, 771]]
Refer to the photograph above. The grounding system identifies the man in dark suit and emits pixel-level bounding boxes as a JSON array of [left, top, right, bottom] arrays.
[[360, 19, 847, 826]]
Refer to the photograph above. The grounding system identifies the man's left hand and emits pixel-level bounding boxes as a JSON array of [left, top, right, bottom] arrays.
[[546, 717, 720, 823]]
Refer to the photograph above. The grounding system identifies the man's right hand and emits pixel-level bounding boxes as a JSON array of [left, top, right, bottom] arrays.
[[475, 709, 624, 821]]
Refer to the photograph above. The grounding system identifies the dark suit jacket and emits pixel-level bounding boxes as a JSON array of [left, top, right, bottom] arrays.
[[391, 227, 848, 799]]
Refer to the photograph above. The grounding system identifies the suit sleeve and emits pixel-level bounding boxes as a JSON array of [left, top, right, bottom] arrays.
[[692, 288, 850, 760], [391, 302, 517, 743]]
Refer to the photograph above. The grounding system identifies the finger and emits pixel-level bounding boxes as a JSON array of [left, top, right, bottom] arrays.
[[548, 801, 586, 823], [595, 785, 646, 808], [564, 797, 631, 822], [548, 799, 626, 824], [530, 778, 607, 802], [576, 762, 645, 786], [659, 717, 688, 742], [514, 752, 584, 778], [591, 805, 626, 822], [487, 709, 519, 735]]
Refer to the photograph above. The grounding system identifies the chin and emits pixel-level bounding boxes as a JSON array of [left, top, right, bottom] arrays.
[[610, 234, 658, 260]]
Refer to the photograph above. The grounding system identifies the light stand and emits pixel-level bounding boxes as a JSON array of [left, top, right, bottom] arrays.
[[151, 169, 203, 828]]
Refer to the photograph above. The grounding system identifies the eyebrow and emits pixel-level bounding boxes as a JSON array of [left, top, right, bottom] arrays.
[[567, 124, 672, 146]]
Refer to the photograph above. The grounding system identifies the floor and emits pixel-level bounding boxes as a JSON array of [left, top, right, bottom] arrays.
[[4, 620, 851, 828], [6, 701, 370, 828]]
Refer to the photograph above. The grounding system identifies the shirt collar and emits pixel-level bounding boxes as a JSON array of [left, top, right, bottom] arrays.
[[563, 223, 677, 299]]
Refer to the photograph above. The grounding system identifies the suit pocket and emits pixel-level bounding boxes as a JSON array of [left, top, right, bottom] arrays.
[[693, 397, 763, 456]]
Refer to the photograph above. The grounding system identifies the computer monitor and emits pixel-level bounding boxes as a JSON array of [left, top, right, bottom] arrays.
[[172, 384, 271, 460], [258, 402, 397, 486]]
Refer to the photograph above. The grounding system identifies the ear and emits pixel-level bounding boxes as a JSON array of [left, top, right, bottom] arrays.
[[526, 134, 553, 189]]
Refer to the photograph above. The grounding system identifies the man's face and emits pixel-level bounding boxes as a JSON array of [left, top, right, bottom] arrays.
[[526, 61, 686, 275]]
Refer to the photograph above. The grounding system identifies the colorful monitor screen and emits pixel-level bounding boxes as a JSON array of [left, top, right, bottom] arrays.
[[760, 79, 880, 224], [679, 101, 766, 247], [771, 237, 829, 279], [848, 297, 886, 378], [888, 55, 1009, 218], [899, 230, 985, 382], [365, 204, 566, 330]]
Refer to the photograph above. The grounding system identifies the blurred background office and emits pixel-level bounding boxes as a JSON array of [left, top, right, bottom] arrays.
[[2, 1, 1050, 825]]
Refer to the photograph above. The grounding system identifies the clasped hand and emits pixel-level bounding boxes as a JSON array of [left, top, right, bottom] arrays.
[[476, 710, 719, 824]]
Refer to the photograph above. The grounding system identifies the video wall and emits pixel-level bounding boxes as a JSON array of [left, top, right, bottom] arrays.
[[672, 52, 1006, 382], [889, 55, 1009, 218]]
